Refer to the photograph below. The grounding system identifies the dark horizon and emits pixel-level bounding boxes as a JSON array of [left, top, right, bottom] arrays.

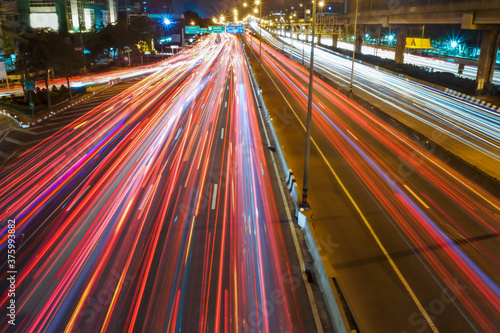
[[172, 0, 303, 18]]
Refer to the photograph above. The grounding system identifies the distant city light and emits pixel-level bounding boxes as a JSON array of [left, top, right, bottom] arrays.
[[451, 41, 458, 48], [164, 18, 171, 25], [388, 35, 394, 41]]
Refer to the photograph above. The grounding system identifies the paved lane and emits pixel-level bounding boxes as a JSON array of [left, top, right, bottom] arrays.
[[0, 34, 328, 332], [246, 32, 500, 333]]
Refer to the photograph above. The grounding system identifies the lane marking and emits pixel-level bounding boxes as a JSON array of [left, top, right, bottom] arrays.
[[248, 65, 323, 331], [220, 128, 224, 139], [139, 184, 154, 210], [73, 121, 87, 130], [3, 137, 24, 145], [211, 184, 218, 210], [260, 163, 264, 176], [404, 185, 430, 209], [0, 151, 11, 159], [175, 128, 182, 140], [225, 101, 228, 108], [346, 129, 359, 141], [263, 63, 439, 333]]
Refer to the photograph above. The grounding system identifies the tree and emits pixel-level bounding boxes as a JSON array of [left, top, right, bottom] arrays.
[[23, 31, 71, 108], [0, 1, 19, 55], [84, 16, 162, 65], [182, 11, 202, 23], [53, 36, 83, 100]]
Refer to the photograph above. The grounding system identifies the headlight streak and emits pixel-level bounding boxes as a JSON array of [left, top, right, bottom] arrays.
[[247, 33, 500, 331], [0, 34, 306, 332], [259, 27, 500, 173]]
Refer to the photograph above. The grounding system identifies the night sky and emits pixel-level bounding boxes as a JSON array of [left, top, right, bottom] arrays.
[[172, 0, 297, 18]]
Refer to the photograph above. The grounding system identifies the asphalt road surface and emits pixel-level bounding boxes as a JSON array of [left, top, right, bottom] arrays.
[[246, 31, 500, 333], [0, 34, 330, 332], [258, 25, 500, 181]]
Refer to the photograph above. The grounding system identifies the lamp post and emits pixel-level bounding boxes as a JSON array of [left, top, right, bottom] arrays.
[[349, 0, 359, 96], [300, 0, 323, 210], [289, 15, 294, 58], [256, 0, 262, 91], [302, 26, 305, 64]]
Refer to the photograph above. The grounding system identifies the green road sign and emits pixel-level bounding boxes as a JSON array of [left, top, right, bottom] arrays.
[[201, 28, 208, 33], [24, 81, 35, 91], [185, 26, 200, 34], [209, 26, 226, 34]]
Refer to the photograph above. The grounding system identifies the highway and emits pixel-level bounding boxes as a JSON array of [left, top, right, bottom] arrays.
[[0, 34, 328, 332], [261, 26, 500, 181], [246, 30, 500, 332], [316, 38, 500, 86], [0, 75, 149, 164], [0, 64, 161, 98]]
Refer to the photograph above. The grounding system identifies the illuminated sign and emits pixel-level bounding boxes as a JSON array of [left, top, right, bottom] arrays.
[[30, 13, 59, 31], [185, 26, 200, 34], [226, 24, 244, 34], [208, 26, 226, 33]]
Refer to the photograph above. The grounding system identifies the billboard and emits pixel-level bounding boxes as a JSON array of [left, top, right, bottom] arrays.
[[30, 13, 59, 31], [0, 62, 7, 80], [171, 34, 181, 43]]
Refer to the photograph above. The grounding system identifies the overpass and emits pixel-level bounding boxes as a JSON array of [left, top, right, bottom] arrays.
[[273, 0, 500, 92], [335, 0, 500, 91]]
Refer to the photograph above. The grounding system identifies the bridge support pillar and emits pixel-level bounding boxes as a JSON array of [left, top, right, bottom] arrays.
[[476, 28, 500, 92], [395, 28, 407, 64], [332, 34, 338, 48], [355, 35, 362, 53]]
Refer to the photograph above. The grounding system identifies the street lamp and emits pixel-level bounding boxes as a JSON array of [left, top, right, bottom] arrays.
[[255, 0, 262, 91], [300, 0, 322, 210], [349, 0, 359, 96], [289, 15, 294, 58]]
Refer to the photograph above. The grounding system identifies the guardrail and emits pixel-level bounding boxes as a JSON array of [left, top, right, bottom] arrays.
[[241, 37, 348, 333], [0, 83, 115, 128], [241, 43, 299, 204]]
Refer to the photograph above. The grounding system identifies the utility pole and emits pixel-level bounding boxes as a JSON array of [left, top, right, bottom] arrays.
[[290, 16, 294, 59], [349, 0, 359, 97], [257, 0, 262, 91], [300, 0, 320, 210]]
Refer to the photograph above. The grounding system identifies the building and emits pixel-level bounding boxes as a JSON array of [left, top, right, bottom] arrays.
[[117, 0, 172, 14], [304, 1, 344, 19], [147, 0, 172, 13], [12, 0, 117, 34]]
